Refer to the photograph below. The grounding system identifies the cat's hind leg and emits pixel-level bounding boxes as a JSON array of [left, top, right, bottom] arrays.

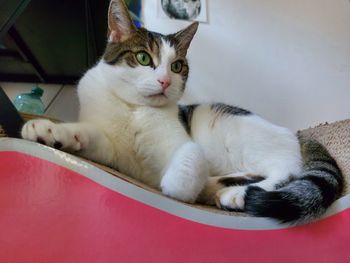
[[197, 173, 264, 206], [215, 171, 293, 211]]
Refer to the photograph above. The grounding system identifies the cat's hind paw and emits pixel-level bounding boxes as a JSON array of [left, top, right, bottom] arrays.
[[21, 119, 87, 152], [215, 186, 247, 211]]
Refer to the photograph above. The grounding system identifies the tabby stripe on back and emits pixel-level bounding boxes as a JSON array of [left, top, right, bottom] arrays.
[[178, 104, 198, 135], [211, 103, 251, 116]]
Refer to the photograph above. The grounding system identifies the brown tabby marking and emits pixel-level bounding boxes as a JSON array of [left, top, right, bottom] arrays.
[[218, 175, 265, 187], [103, 29, 190, 81]]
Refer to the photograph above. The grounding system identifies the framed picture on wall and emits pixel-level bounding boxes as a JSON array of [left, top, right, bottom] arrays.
[[157, 0, 208, 22]]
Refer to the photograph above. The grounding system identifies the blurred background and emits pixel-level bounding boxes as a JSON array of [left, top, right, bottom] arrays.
[[1, 0, 350, 130]]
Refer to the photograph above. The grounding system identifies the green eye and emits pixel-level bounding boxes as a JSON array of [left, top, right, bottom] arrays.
[[171, 61, 183, 73], [136, 52, 151, 66]]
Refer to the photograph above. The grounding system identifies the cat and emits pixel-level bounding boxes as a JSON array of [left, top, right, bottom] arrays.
[[21, 0, 343, 223], [162, 0, 201, 20]]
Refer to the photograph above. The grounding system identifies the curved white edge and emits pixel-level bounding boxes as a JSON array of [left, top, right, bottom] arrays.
[[1, 138, 349, 231]]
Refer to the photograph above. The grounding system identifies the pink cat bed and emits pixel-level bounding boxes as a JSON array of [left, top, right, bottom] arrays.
[[0, 119, 350, 262]]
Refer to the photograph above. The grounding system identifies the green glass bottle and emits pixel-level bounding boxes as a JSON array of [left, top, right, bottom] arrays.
[[13, 86, 45, 115]]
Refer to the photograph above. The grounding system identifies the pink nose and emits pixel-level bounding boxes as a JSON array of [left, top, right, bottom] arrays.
[[158, 78, 171, 91]]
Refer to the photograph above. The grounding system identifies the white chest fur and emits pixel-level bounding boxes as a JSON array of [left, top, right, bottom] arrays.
[[131, 105, 191, 186], [80, 91, 190, 187]]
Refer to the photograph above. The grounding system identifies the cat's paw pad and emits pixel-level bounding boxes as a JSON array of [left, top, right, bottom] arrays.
[[22, 119, 58, 147], [21, 120, 86, 151], [215, 186, 247, 211]]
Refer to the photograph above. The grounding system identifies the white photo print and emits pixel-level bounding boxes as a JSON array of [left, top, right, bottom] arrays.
[[158, 0, 207, 22]]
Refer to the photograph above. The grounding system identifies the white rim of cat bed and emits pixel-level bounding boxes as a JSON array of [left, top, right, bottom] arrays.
[[1, 137, 349, 230]]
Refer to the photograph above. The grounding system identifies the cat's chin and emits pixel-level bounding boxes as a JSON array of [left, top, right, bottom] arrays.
[[142, 94, 171, 107], [146, 93, 167, 100]]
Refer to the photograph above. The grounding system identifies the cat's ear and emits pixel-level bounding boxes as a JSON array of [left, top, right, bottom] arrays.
[[108, 0, 136, 43], [173, 22, 199, 52]]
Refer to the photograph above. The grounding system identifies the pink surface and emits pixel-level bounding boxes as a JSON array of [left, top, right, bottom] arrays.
[[0, 151, 349, 263]]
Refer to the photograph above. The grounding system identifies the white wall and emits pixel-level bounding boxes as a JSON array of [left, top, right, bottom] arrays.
[[44, 85, 79, 122], [143, 0, 350, 131]]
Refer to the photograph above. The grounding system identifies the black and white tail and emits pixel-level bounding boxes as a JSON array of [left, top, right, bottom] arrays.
[[244, 139, 344, 223]]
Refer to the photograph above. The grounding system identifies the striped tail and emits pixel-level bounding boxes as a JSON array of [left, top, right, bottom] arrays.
[[244, 139, 344, 223]]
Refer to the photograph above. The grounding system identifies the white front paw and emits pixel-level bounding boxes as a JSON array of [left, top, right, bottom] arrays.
[[21, 119, 87, 152], [161, 172, 202, 203], [160, 142, 208, 203], [216, 186, 247, 211]]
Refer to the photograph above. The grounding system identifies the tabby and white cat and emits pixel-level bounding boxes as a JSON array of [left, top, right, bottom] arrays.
[[22, 0, 343, 223]]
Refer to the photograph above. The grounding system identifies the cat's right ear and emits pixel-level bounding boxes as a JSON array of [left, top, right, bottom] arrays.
[[108, 0, 136, 43]]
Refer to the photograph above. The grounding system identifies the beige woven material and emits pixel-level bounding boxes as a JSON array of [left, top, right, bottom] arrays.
[[1, 114, 349, 214]]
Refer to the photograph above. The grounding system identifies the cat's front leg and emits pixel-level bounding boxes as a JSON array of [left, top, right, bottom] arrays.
[[160, 142, 209, 203], [21, 119, 114, 165], [22, 119, 85, 151]]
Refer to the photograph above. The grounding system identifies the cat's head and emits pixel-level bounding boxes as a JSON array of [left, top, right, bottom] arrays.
[[102, 0, 198, 107]]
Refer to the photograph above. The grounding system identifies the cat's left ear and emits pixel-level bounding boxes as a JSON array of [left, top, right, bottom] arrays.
[[108, 0, 137, 43], [173, 22, 199, 52]]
